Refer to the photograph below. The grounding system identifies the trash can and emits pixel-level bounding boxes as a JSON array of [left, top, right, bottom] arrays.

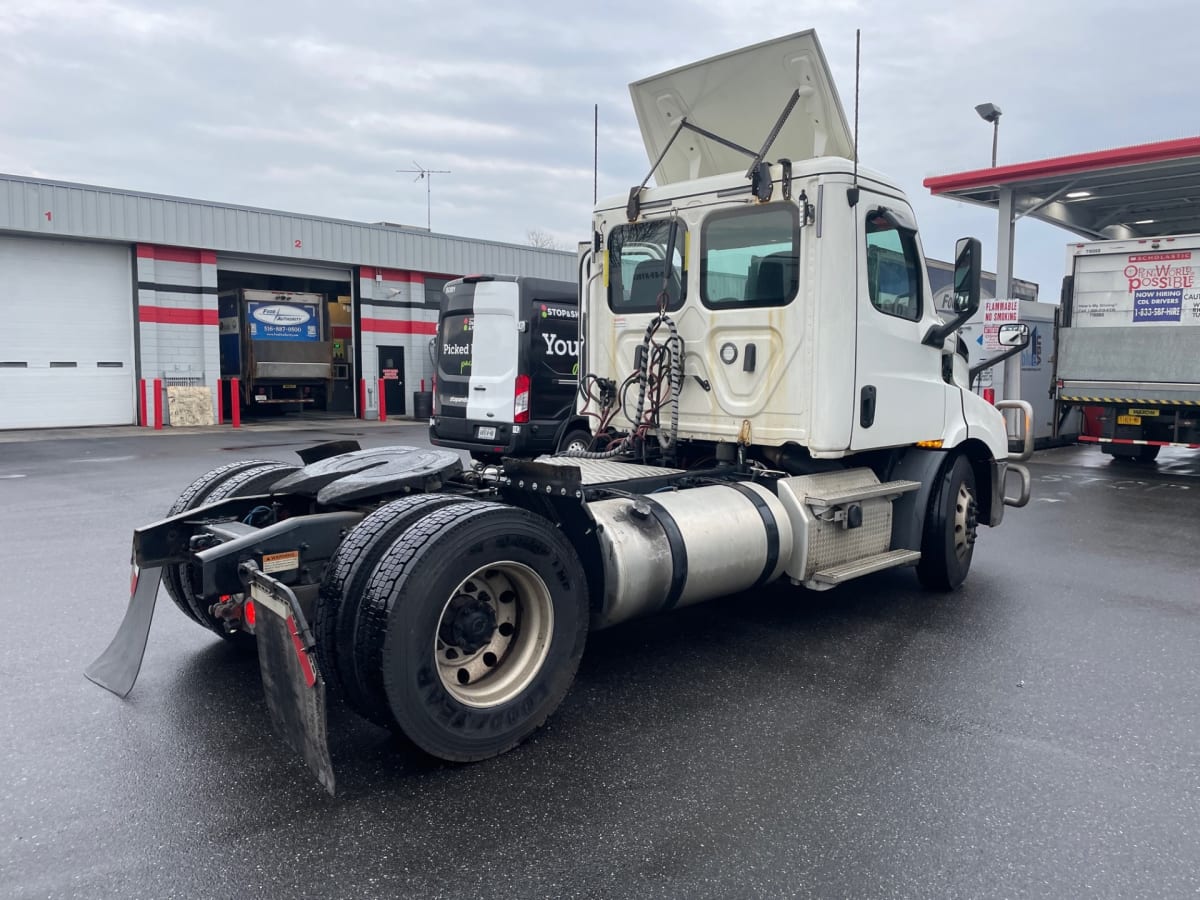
[[412, 390, 433, 419]]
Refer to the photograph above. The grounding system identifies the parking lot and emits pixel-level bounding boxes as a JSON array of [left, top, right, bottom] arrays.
[[1, 423, 1197, 899]]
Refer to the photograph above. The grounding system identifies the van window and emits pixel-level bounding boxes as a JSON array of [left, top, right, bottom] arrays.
[[865, 213, 923, 321], [607, 220, 687, 313], [439, 314, 474, 378], [701, 205, 799, 309]]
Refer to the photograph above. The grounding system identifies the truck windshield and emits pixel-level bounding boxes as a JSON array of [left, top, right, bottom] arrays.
[[607, 220, 687, 313]]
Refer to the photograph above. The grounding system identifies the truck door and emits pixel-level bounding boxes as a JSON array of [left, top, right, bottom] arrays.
[[852, 201, 947, 449]]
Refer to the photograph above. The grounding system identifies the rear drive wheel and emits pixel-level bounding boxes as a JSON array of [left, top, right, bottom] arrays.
[[355, 501, 589, 761], [314, 493, 470, 715], [162, 459, 293, 624], [171, 461, 298, 637], [916, 454, 978, 592]]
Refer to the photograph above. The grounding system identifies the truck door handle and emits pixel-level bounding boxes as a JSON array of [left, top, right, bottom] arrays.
[[860, 386, 876, 428], [473, 386, 486, 391]]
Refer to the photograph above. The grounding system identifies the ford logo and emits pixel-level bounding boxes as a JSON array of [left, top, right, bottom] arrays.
[[252, 304, 312, 326]]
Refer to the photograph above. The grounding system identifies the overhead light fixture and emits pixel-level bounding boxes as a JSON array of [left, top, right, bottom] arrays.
[[1134, 219, 1156, 225], [1065, 190, 1091, 199], [974, 102, 1002, 167]]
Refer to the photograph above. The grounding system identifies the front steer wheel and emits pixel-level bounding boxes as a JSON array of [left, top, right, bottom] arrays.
[[355, 501, 589, 762], [916, 453, 978, 592]]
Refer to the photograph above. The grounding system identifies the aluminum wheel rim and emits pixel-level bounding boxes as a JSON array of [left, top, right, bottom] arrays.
[[953, 482, 978, 563], [435, 561, 554, 708]]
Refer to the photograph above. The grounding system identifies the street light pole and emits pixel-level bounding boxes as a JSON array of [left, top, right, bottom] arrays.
[[974, 102, 1002, 167]]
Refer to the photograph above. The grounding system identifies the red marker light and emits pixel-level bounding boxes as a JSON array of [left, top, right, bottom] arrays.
[[244, 599, 256, 628]]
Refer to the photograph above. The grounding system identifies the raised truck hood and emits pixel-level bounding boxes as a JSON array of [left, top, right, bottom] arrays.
[[629, 29, 855, 186]]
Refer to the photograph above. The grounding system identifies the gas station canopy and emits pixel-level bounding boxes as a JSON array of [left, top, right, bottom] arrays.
[[924, 135, 1200, 240]]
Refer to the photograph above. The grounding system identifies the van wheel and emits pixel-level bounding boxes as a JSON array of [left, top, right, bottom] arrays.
[[916, 454, 978, 592], [558, 428, 594, 454], [171, 461, 298, 637], [314, 493, 469, 717], [355, 501, 589, 761], [162, 459, 293, 625]]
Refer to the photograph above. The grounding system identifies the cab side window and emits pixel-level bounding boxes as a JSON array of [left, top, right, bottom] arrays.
[[865, 213, 922, 321]]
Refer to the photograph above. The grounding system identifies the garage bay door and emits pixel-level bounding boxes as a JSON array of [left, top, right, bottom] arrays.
[[0, 237, 135, 429]]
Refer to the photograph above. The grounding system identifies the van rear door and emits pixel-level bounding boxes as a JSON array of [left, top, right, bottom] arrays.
[[528, 296, 579, 421], [436, 279, 519, 434]]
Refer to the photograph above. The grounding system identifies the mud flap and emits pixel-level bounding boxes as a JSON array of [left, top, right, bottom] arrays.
[[85, 565, 163, 697], [245, 565, 337, 796]]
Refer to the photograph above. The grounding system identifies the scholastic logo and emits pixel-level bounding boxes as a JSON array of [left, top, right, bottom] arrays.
[[1124, 260, 1194, 291], [1128, 252, 1191, 263]]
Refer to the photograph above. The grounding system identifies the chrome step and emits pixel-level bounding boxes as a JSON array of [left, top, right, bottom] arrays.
[[804, 479, 921, 508], [810, 549, 922, 586]]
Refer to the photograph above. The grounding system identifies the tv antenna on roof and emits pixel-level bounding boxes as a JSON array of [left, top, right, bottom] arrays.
[[396, 162, 452, 231]]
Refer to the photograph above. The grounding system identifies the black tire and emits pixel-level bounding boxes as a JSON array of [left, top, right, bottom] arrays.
[[916, 454, 978, 592], [1137, 444, 1160, 463], [162, 459, 293, 624], [355, 501, 589, 761], [172, 461, 298, 636], [557, 428, 594, 454], [314, 493, 470, 715]]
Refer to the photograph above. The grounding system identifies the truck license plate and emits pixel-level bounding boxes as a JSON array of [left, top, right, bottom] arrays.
[[1128, 408, 1159, 417], [477, 426, 497, 440], [1117, 414, 1141, 425]]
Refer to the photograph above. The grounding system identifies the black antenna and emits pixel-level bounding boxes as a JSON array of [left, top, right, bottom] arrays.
[[593, 103, 598, 205], [848, 29, 861, 207]]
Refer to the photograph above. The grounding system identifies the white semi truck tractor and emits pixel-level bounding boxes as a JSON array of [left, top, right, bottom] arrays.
[[87, 31, 1032, 794]]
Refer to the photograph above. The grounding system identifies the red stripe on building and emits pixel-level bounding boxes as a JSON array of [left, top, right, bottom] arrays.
[[360, 267, 425, 284], [361, 317, 437, 335], [139, 306, 219, 326], [136, 244, 217, 265]]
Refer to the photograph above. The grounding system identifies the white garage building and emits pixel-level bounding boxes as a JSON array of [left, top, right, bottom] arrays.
[[0, 173, 575, 430]]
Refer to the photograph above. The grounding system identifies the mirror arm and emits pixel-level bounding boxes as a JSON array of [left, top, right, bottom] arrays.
[[922, 310, 973, 347], [969, 338, 1031, 388]]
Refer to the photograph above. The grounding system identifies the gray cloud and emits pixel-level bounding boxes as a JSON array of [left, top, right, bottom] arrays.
[[2, 0, 1198, 290]]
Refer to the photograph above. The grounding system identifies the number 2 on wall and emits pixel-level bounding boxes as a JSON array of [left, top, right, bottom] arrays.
[[294, 239, 302, 248]]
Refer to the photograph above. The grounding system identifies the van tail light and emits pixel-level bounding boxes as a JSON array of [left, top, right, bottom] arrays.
[[514, 374, 531, 423]]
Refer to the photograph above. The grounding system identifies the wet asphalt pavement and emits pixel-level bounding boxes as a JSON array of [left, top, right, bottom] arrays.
[[0, 422, 1197, 899]]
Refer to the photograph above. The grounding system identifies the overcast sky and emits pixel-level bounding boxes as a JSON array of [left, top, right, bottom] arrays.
[[2, 0, 1198, 296]]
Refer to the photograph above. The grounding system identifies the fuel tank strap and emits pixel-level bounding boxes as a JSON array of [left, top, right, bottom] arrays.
[[724, 483, 780, 589], [640, 497, 688, 611]]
